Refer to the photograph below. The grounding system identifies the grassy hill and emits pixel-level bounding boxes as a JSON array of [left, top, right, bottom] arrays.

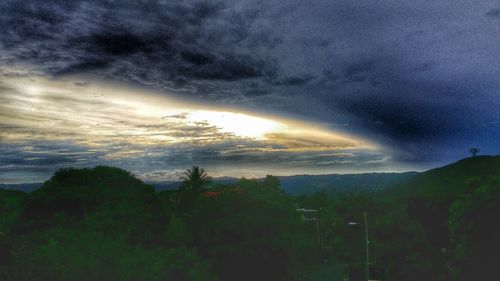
[[381, 155, 500, 280], [386, 155, 500, 200]]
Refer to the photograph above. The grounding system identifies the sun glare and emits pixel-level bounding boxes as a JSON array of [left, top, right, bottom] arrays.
[[187, 111, 287, 139]]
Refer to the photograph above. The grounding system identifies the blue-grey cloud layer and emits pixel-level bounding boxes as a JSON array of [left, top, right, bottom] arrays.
[[0, 0, 499, 174]]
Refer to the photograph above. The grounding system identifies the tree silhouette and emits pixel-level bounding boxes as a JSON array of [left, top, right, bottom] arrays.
[[469, 148, 479, 157], [263, 175, 280, 190], [180, 166, 211, 192], [179, 166, 211, 212]]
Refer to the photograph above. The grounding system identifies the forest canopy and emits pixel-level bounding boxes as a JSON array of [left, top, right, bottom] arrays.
[[1, 156, 499, 281]]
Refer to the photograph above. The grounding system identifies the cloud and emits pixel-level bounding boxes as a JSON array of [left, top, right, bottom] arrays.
[[0, 141, 107, 181], [0, 0, 498, 175], [486, 8, 500, 18], [265, 132, 359, 150], [0, 74, 392, 182], [342, 60, 377, 83], [134, 169, 187, 182], [0, 0, 277, 83]]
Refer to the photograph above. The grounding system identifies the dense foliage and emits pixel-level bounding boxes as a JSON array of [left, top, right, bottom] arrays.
[[0, 167, 214, 281], [0, 156, 499, 280]]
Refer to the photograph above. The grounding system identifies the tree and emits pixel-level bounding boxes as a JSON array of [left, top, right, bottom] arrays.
[[187, 182, 313, 281], [179, 166, 211, 212], [263, 175, 281, 190], [1, 167, 215, 281], [469, 148, 479, 157], [448, 176, 500, 280], [180, 166, 211, 192]]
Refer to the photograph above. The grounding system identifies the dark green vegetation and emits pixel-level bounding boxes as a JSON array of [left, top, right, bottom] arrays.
[[0, 156, 499, 280], [383, 156, 500, 280]]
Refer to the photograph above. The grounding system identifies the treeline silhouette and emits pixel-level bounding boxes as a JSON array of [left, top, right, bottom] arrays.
[[0, 156, 499, 281]]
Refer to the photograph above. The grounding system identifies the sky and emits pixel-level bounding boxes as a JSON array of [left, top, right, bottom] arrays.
[[0, 0, 499, 183]]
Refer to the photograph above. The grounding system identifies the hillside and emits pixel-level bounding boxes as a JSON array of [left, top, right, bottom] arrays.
[[278, 172, 417, 195], [151, 172, 418, 195], [386, 155, 500, 199], [381, 155, 500, 280], [4, 156, 498, 197]]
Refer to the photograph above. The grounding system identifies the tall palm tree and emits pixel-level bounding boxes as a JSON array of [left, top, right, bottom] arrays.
[[179, 166, 211, 212], [180, 166, 211, 192]]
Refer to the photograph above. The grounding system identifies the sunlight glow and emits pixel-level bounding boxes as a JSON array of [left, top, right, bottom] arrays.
[[187, 111, 287, 139], [0, 72, 380, 159]]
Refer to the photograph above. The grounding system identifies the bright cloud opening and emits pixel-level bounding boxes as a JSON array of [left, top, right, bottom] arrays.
[[0, 70, 390, 182]]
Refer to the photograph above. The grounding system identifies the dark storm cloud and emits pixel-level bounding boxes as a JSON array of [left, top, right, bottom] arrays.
[[272, 74, 315, 86], [0, 0, 276, 83], [0, 141, 106, 177], [0, 0, 498, 170], [326, 61, 467, 141], [342, 60, 377, 83], [315, 54, 499, 162], [486, 8, 500, 18]]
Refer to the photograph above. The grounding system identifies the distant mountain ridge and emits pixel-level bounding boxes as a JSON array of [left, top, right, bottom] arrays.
[[278, 172, 418, 195], [148, 173, 418, 195], [1, 172, 418, 195], [0, 183, 43, 193], [8, 155, 499, 196]]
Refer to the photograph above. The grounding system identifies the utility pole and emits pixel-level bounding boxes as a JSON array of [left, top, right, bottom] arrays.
[[348, 213, 370, 281], [316, 211, 321, 247], [364, 212, 369, 281], [297, 208, 321, 247]]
